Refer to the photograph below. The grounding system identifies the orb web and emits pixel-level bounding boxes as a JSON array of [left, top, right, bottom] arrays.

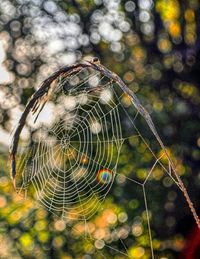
[[12, 63, 199, 258], [16, 67, 126, 221]]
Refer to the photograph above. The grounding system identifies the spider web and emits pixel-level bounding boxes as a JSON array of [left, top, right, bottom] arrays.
[[14, 66, 186, 258]]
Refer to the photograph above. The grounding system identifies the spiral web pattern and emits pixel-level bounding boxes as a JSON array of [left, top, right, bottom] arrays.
[[18, 68, 127, 221], [15, 65, 184, 258]]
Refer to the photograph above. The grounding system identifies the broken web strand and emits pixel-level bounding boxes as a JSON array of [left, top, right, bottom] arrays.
[[11, 62, 200, 258]]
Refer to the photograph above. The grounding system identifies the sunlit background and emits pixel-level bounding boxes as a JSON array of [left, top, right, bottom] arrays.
[[0, 0, 200, 258]]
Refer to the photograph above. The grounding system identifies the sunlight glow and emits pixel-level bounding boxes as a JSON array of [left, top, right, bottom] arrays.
[[0, 40, 13, 84]]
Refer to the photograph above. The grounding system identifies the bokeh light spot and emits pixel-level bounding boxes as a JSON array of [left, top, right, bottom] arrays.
[[96, 169, 113, 184]]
